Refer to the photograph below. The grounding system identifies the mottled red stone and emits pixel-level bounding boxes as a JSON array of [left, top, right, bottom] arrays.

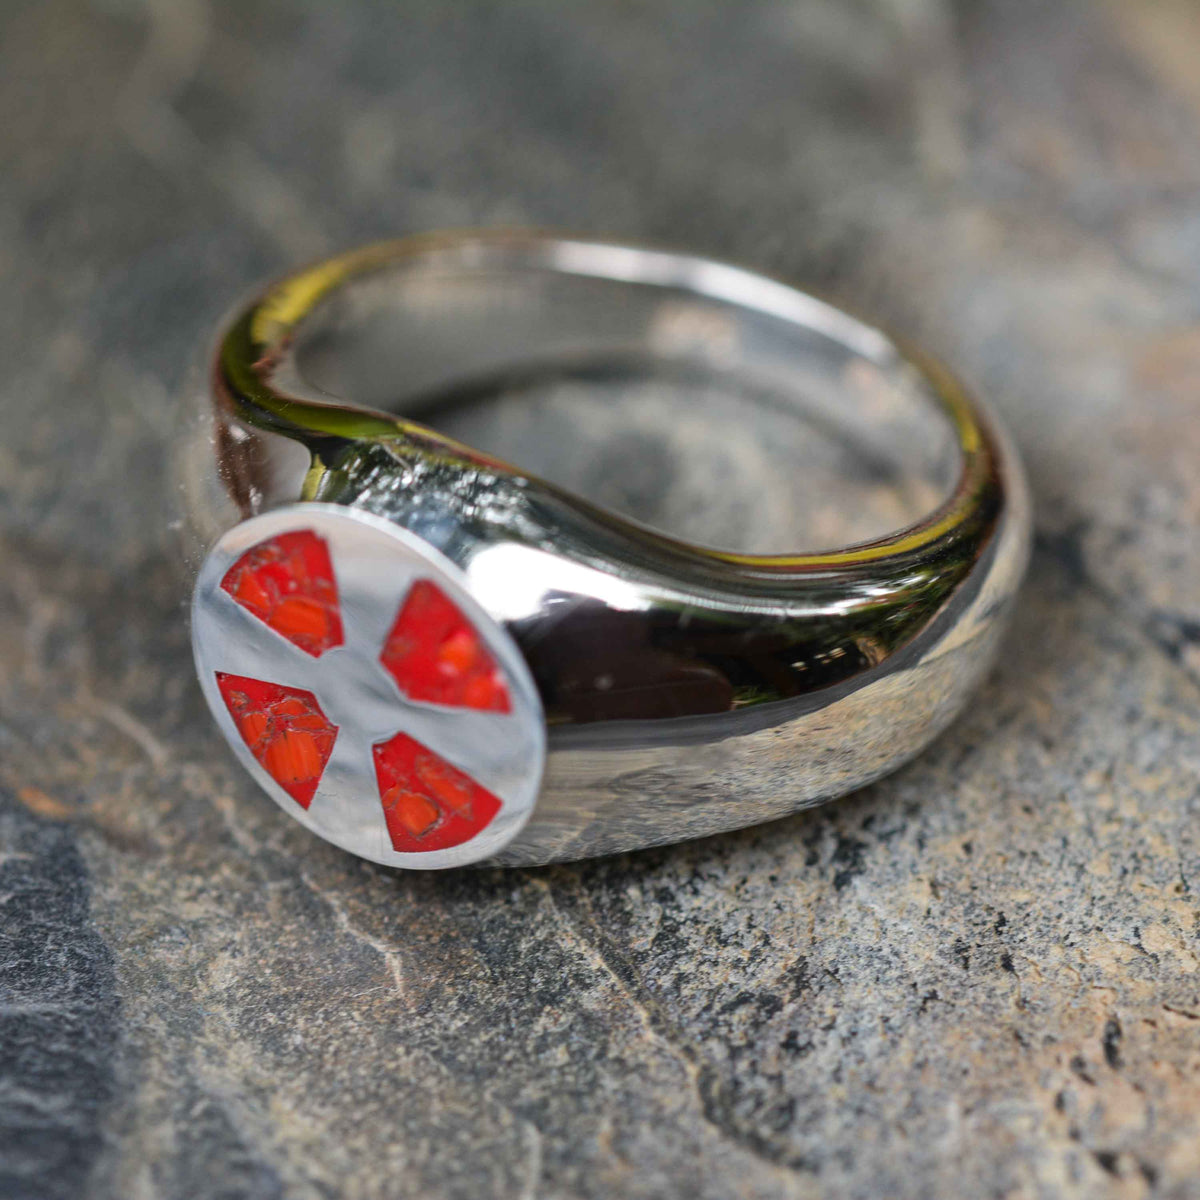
[[221, 530, 343, 657], [372, 732, 502, 852], [217, 673, 338, 809], [380, 580, 511, 713]]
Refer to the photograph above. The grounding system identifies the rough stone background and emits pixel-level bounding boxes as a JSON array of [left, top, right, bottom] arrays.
[[4, 1, 1200, 1197]]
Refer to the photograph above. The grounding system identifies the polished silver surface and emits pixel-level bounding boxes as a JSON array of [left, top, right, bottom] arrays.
[[182, 230, 1031, 867], [192, 505, 546, 868]]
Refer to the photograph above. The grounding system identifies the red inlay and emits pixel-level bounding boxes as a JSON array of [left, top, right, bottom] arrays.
[[220, 530, 343, 657], [372, 732, 502, 852], [380, 580, 511, 713], [217, 674, 338, 809]]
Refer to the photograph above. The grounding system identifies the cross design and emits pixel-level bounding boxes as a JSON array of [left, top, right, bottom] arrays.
[[193, 509, 543, 866]]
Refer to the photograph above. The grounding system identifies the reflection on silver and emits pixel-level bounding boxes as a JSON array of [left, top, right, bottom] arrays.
[[467, 544, 651, 620], [181, 230, 1031, 868]]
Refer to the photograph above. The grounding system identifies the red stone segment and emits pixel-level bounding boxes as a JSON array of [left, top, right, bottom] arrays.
[[379, 579, 511, 713], [372, 732, 502, 852], [220, 530, 344, 657], [217, 674, 338, 809]]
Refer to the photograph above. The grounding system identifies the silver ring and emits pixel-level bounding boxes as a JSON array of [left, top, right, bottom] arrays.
[[179, 230, 1031, 869]]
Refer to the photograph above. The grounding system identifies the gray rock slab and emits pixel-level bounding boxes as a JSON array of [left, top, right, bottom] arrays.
[[3, 1, 1200, 1197]]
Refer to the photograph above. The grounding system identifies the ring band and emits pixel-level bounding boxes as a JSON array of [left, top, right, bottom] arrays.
[[181, 230, 1030, 869]]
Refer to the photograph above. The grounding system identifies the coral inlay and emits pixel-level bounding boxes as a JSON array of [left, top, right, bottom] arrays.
[[380, 580, 511, 712], [372, 732, 502, 852], [221, 530, 343, 657], [217, 673, 338, 809]]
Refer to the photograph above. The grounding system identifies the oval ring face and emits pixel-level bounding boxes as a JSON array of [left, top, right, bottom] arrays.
[[192, 504, 546, 868]]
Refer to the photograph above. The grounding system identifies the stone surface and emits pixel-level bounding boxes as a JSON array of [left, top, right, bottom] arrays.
[[216, 675, 338, 810], [3, 1, 1200, 1197], [380, 580, 513, 715], [373, 732, 503, 854], [220, 530, 344, 660]]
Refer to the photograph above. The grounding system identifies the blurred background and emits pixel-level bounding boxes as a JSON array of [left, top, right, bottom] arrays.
[[4, 2, 1200, 1198]]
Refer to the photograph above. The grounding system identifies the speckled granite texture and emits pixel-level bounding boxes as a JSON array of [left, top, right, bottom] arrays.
[[4, 2, 1200, 1197]]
